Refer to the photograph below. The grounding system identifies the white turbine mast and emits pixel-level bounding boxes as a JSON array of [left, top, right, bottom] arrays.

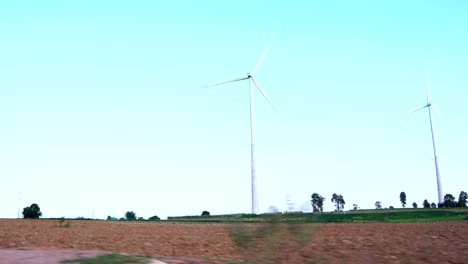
[[204, 32, 283, 214], [391, 66, 448, 204]]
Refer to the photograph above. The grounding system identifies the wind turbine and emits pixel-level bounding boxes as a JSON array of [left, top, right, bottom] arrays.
[[392, 67, 449, 204], [204, 33, 283, 214]]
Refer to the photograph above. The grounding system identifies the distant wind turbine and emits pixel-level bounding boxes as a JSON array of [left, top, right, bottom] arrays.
[[204, 32, 283, 214], [391, 67, 451, 204]]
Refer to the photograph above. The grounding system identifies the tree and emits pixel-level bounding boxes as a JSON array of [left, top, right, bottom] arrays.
[[458, 191, 467, 207], [430, 202, 437, 208], [107, 216, 118, 221], [389, 206, 394, 209], [352, 204, 359, 210], [202, 211, 210, 216], [375, 201, 382, 209], [400, 192, 407, 208], [311, 193, 325, 212], [22, 203, 42, 219], [443, 194, 456, 208], [423, 199, 430, 208], [148, 215, 160, 221], [137, 217, 145, 221], [331, 193, 345, 212], [412, 202, 418, 208], [125, 211, 137, 221]]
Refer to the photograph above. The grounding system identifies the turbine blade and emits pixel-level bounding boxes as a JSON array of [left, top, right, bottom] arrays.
[[252, 28, 278, 75], [427, 65, 431, 104], [431, 107, 458, 129], [250, 76, 285, 123], [424, 155, 435, 161], [202, 76, 249, 88], [390, 104, 429, 124]]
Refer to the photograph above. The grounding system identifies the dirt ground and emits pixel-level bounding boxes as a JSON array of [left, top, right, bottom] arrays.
[[0, 219, 466, 263]]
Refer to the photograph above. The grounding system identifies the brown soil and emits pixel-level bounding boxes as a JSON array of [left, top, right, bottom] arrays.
[[0, 219, 466, 263]]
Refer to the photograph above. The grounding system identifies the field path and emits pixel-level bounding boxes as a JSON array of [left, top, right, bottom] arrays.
[[0, 248, 228, 264], [0, 249, 108, 264]]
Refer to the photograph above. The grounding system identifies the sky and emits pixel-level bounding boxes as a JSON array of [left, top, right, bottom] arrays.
[[1, 1, 467, 220]]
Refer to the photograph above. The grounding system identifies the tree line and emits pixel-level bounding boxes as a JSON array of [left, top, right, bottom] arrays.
[[20, 204, 161, 221], [18, 190, 467, 219], [106, 211, 161, 221], [311, 193, 345, 212], [399, 191, 467, 209], [311, 191, 467, 212]]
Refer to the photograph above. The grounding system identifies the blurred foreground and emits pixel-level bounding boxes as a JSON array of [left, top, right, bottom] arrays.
[[0, 219, 466, 263]]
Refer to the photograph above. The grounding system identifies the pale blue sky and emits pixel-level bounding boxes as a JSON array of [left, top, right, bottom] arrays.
[[1, 1, 467, 219]]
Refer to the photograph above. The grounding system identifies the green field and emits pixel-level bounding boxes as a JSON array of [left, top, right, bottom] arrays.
[[167, 208, 468, 223]]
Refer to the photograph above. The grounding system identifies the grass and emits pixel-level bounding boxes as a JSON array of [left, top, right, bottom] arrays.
[[385, 215, 468, 222], [60, 253, 151, 264], [167, 208, 468, 223]]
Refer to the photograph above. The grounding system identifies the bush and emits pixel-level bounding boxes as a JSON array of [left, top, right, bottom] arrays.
[[201, 211, 210, 216], [375, 201, 382, 209], [125, 211, 137, 221], [22, 203, 42, 219], [148, 215, 160, 221], [458, 191, 467, 207], [443, 194, 457, 208], [423, 199, 431, 208]]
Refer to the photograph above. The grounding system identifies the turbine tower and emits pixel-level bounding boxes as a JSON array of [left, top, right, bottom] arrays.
[[204, 33, 283, 214], [392, 67, 445, 204]]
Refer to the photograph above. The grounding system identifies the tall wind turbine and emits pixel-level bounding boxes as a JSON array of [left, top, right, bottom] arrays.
[[392, 67, 446, 204], [204, 33, 283, 214]]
